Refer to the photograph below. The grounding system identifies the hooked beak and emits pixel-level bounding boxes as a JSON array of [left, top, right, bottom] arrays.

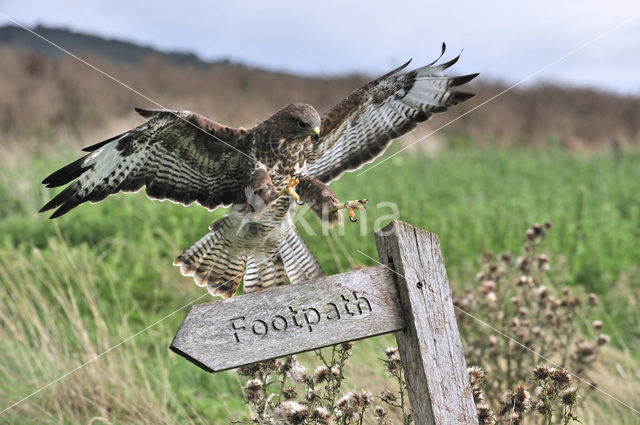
[[312, 126, 320, 142]]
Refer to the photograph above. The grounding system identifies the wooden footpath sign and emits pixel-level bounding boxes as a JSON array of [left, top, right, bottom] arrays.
[[171, 220, 478, 425]]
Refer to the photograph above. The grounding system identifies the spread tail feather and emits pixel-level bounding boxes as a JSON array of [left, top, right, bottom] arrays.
[[243, 226, 324, 293], [278, 226, 324, 284], [173, 218, 247, 298], [174, 217, 324, 298], [243, 252, 287, 294]]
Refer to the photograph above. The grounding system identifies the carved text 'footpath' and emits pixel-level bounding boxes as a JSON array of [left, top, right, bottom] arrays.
[[229, 291, 372, 343]]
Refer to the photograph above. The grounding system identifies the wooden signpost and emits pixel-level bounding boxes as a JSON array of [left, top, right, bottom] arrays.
[[171, 220, 479, 425]]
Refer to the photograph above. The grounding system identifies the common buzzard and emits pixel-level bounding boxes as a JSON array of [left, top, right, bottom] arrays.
[[40, 47, 477, 298]]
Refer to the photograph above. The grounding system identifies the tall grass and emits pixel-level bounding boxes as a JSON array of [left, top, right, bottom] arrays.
[[1, 145, 639, 423]]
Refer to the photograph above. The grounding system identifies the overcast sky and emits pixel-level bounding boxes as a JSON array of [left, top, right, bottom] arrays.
[[1, 1, 639, 94]]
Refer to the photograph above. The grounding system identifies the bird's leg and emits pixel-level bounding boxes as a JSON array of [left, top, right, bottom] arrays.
[[278, 176, 304, 205], [331, 199, 369, 222], [295, 176, 368, 225], [248, 168, 278, 211]]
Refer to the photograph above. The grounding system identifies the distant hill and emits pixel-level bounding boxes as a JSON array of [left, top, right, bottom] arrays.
[[0, 24, 211, 67], [1, 24, 638, 151]]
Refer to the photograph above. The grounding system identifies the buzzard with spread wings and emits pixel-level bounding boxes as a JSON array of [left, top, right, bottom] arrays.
[[41, 47, 477, 298]]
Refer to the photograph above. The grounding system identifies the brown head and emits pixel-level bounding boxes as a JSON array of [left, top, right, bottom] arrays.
[[253, 103, 321, 172], [257, 103, 321, 144]]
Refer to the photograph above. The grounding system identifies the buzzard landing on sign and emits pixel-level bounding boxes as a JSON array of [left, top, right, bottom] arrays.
[[40, 45, 478, 298]]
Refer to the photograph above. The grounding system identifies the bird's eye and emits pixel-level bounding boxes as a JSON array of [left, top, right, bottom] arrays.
[[297, 120, 309, 128]]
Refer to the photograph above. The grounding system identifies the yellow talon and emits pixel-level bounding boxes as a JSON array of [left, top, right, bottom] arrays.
[[333, 199, 369, 222], [279, 177, 302, 203]]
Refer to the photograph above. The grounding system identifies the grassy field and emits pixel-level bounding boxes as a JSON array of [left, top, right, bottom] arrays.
[[0, 145, 639, 424]]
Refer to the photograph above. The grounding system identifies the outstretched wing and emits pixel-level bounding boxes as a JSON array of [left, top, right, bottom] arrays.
[[306, 45, 478, 183], [40, 108, 254, 218]]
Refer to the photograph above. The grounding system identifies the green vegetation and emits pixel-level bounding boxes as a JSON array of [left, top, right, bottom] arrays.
[[1, 146, 639, 424]]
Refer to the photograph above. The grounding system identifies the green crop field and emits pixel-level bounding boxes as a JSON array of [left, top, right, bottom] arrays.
[[1, 146, 639, 424]]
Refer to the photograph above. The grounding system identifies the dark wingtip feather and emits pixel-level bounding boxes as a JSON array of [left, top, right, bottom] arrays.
[[41, 191, 80, 219], [134, 107, 168, 119], [426, 42, 448, 66], [134, 106, 152, 117], [39, 185, 76, 216], [41, 157, 89, 188], [449, 73, 480, 87], [438, 53, 461, 70], [451, 91, 476, 104], [49, 203, 76, 219], [82, 133, 122, 152], [372, 59, 412, 84]]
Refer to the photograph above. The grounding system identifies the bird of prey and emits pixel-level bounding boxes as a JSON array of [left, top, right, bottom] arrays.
[[40, 46, 477, 298]]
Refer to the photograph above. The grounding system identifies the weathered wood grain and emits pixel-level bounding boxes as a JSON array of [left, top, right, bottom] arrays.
[[375, 220, 478, 425], [170, 265, 405, 372]]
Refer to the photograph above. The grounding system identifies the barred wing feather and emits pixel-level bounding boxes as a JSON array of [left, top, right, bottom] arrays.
[[40, 109, 253, 218], [307, 46, 478, 183]]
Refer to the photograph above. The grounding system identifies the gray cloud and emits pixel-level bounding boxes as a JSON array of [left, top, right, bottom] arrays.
[[1, 0, 638, 93]]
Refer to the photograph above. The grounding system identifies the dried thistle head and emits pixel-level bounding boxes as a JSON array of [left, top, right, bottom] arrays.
[[549, 368, 572, 387], [559, 387, 578, 406], [273, 401, 309, 425], [499, 390, 514, 412], [313, 365, 331, 383], [534, 399, 550, 415], [593, 320, 603, 330], [516, 256, 530, 272], [472, 387, 485, 404], [374, 404, 387, 418], [330, 366, 340, 377], [479, 280, 497, 294], [384, 346, 400, 361], [467, 366, 485, 388], [236, 363, 261, 377], [476, 402, 496, 425], [305, 389, 320, 403], [516, 275, 531, 287], [384, 346, 402, 374], [532, 365, 550, 380], [360, 390, 374, 407], [283, 355, 299, 372], [243, 379, 263, 403], [588, 293, 599, 306], [536, 285, 549, 299], [336, 391, 363, 415], [513, 385, 531, 412], [532, 223, 544, 237], [596, 333, 610, 346], [261, 358, 281, 373], [282, 386, 298, 400], [537, 254, 550, 271], [575, 340, 597, 364], [310, 406, 332, 423], [525, 228, 536, 241], [341, 341, 355, 351], [379, 389, 397, 403], [288, 364, 309, 384]]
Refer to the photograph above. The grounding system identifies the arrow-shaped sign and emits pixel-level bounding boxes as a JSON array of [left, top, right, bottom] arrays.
[[170, 264, 405, 372]]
